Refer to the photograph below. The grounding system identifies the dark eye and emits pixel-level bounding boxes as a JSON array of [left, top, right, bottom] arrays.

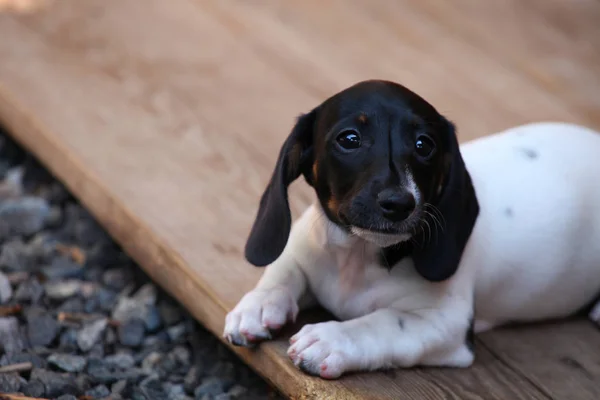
[[336, 129, 361, 150], [415, 135, 436, 159]]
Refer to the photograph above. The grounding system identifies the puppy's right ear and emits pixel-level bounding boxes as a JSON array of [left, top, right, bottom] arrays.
[[244, 109, 317, 266]]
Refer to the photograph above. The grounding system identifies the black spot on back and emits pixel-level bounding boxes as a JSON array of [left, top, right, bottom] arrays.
[[398, 318, 404, 330], [519, 147, 538, 159], [504, 207, 513, 218]]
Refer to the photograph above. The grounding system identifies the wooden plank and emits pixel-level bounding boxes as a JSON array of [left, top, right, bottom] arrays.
[[479, 318, 600, 400], [0, 0, 597, 398]]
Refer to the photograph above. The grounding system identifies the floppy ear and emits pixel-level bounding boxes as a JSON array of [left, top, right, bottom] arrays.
[[244, 109, 317, 267], [411, 119, 479, 281]]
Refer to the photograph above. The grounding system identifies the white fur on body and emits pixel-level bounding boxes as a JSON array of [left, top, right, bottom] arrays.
[[224, 122, 600, 379]]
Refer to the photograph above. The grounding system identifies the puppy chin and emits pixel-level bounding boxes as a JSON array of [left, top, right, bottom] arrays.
[[350, 227, 411, 248]]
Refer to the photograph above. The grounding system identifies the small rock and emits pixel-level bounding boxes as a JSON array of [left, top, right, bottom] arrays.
[[111, 379, 128, 394], [48, 353, 87, 372], [143, 331, 169, 347], [164, 382, 186, 399], [194, 377, 225, 399], [144, 305, 162, 332], [14, 278, 44, 303], [59, 328, 79, 352], [26, 307, 59, 347], [112, 283, 157, 323], [104, 352, 136, 369], [77, 318, 108, 352], [41, 256, 84, 280], [44, 279, 81, 300], [0, 238, 32, 271], [89, 342, 105, 359], [85, 384, 111, 399], [0, 372, 25, 393], [0, 271, 12, 303], [228, 385, 248, 399], [75, 374, 93, 393], [27, 233, 58, 262], [22, 380, 46, 397], [167, 322, 187, 342], [0, 196, 51, 237], [45, 205, 63, 227], [118, 318, 145, 347], [30, 368, 80, 397], [56, 395, 78, 400], [1, 351, 47, 368], [159, 299, 183, 326], [104, 327, 117, 346], [87, 358, 147, 385], [183, 366, 201, 394], [170, 345, 191, 366], [102, 267, 133, 291], [215, 394, 233, 400], [58, 297, 85, 313], [142, 351, 162, 371], [138, 376, 166, 399], [85, 287, 117, 313]]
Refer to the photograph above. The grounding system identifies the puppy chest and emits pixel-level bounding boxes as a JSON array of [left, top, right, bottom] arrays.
[[304, 258, 421, 320]]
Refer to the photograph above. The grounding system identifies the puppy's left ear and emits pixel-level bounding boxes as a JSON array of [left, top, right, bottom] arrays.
[[244, 109, 317, 267], [412, 118, 479, 281]]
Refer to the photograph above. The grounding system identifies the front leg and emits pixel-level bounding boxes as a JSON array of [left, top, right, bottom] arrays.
[[223, 250, 315, 347], [287, 305, 474, 379]]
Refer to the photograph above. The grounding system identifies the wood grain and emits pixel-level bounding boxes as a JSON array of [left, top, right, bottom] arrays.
[[0, 0, 598, 398]]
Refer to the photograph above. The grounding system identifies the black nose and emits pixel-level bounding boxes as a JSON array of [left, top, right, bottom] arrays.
[[377, 190, 416, 222]]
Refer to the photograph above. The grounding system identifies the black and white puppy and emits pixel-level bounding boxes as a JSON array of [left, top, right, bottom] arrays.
[[223, 80, 600, 379]]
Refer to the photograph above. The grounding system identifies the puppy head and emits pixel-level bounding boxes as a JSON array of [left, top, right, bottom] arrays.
[[245, 80, 479, 281]]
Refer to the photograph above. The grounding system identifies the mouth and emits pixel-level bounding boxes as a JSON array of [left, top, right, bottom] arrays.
[[341, 208, 423, 247]]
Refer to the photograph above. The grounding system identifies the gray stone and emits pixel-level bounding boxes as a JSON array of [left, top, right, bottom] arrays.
[[30, 368, 80, 397], [22, 380, 46, 397], [26, 307, 59, 347], [85, 384, 111, 399], [59, 328, 79, 351], [167, 322, 187, 342], [0, 238, 32, 271], [14, 278, 44, 303], [159, 299, 184, 326], [27, 232, 58, 262], [56, 396, 78, 400], [111, 379, 128, 394], [183, 366, 201, 394], [0, 196, 51, 237], [102, 267, 133, 291], [170, 345, 191, 365], [141, 351, 162, 371], [87, 358, 147, 385], [58, 296, 85, 313], [48, 353, 87, 372], [118, 318, 146, 347], [44, 279, 81, 300], [215, 394, 233, 400], [0, 271, 12, 303], [1, 351, 46, 369], [144, 305, 162, 332], [112, 283, 157, 323], [138, 376, 166, 399], [77, 318, 108, 352], [41, 256, 84, 280], [227, 385, 248, 399], [104, 352, 136, 369], [194, 377, 226, 399], [0, 372, 25, 393]]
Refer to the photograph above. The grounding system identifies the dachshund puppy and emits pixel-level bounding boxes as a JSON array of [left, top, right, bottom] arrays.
[[223, 80, 600, 379]]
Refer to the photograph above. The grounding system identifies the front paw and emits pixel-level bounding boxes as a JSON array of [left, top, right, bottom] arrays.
[[224, 287, 299, 347], [287, 321, 357, 379]]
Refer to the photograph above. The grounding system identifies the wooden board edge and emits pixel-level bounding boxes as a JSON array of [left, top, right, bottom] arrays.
[[0, 82, 380, 400]]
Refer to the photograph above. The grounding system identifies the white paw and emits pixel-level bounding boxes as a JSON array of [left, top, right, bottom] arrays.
[[223, 287, 298, 347], [287, 321, 358, 379]]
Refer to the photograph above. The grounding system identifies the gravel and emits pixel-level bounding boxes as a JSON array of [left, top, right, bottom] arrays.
[[0, 128, 282, 399]]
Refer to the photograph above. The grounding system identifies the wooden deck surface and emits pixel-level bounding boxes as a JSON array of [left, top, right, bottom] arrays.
[[0, 0, 599, 399]]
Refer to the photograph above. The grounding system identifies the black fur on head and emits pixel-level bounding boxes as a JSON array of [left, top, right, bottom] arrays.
[[244, 79, 479, 282]]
